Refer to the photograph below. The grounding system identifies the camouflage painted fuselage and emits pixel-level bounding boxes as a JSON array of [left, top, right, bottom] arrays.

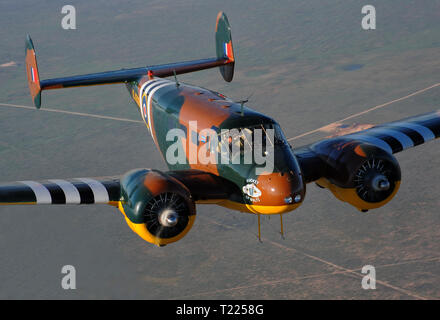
[[126, 77, 306, 214]]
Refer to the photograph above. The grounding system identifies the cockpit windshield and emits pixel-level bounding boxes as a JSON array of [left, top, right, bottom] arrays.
[[217, 122, 288, 157]]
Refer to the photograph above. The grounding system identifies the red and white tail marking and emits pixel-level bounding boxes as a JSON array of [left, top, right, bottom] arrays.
[[30, 66, 37, 82]]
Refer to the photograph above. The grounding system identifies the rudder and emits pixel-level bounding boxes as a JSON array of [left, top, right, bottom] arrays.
[[215, 12, 235, 82], [25, 35, 42, 109]]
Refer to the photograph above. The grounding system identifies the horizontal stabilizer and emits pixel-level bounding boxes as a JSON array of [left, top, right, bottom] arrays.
[[39, 57, 229, 90], [25, 12, 235, 108]]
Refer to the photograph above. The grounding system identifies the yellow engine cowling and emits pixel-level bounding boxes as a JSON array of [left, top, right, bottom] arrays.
[[118, 169, 196, 246], [316, 178, 401, 211], [313, 141, 401, 211]]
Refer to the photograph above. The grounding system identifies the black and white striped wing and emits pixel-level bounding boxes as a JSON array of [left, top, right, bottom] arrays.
[[295, 111, 440, 184], [339, 111, 440, 154], [0, 177, 120, 205]]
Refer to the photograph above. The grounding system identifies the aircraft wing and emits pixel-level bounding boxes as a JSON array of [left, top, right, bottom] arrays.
[[0, 171, 235, 206], [0, 177, 121, 206], [167, 170, 238, 202], [294, 110, 440, 183]]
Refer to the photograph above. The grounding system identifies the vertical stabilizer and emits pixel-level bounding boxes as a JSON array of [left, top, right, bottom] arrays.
[[25, 35, 42, 108], [215, 12, 235, 82]]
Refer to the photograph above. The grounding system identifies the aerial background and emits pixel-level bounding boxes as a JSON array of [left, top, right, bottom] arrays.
[[0, 0, 439, 299]]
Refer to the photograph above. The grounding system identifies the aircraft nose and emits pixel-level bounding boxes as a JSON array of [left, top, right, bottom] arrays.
[[255, 171, 304, 206]]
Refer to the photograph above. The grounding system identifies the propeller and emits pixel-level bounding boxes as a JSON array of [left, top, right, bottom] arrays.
[[354, 158, 394, 203], [143, 192, 190, 241]]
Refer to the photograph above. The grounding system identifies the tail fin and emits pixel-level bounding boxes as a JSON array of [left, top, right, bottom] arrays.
[[25, 12, 235, 109], [25, 35, 42, 109], [215, 11, 235, 82]]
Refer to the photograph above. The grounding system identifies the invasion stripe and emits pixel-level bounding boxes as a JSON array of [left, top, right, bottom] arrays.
[[402, 111, 439, 123], [145, 80, 168, 96], [367, 127, 414, 150], [69, 182, 95, 204], [143, 80, 168, 120], [20, 181, 52, 204], [410, 118, 440, 138], [49, 179, 81, 204], [99, 180, 121, 202], [139, 80, 168, 131], [139, 79, 168, 102], [138, 79, 157, 106], [381, 125, 425, 146], [147, 82, 174, 141], [0, 183, 37, 203], [44, 183, 66, 204], [76, 178, 109, 203], [366, 132, 403, 153], [389, 122, 435, 142]]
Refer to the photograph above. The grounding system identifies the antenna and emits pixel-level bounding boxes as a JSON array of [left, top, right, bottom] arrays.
[[234, 92, 254, 117], [173, 70, 180, 87], [240, 99, 247, 116]]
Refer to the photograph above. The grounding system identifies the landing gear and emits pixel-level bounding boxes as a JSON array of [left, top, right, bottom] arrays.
[[256, 213, 286, 242]]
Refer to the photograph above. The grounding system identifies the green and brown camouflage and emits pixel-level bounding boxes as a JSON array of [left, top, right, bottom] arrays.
[[17, 11, 308, 247], [10, 11, 440, 246], [126, 76, 305, 213], [24, 11, 306, 217]]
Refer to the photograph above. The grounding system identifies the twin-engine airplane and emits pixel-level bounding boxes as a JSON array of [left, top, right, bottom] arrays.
[[1, 12, 440, 246]]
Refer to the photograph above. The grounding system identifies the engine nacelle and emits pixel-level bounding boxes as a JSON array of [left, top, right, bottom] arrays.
[[119, 169, 196, 246], [312, 139, 401, 211]]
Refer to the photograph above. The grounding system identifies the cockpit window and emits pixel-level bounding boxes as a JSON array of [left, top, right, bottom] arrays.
[[216, 122, 287, 158], [261, 123, 287, 146]]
